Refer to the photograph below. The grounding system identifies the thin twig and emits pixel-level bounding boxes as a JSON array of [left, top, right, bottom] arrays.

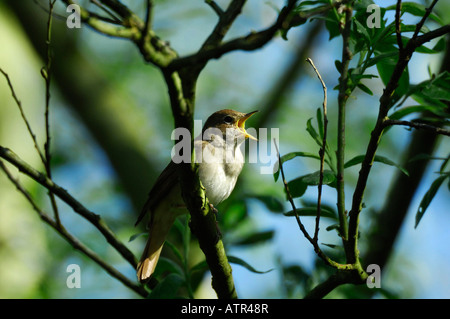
[[274, 139, 312, 243], [169, 0, 298, 71], [205, 0, 224, 17], [412, 0, 439, 40], [383, 119, 450, 136], [43, 0, 61, 227], [274, 140, 345, 269], [0, 69, 46, 164], [0, 160, 147, 297], [336, 4, 353, 247], [143, 0, 153, 40], [395, 0, 403, 52], [90, 0, 122, 23], [0, 146, 138, 268], [306, 58, 328, 243]]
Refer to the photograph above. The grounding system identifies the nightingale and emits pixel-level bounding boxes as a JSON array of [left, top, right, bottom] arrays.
[[135, 109, 258, 282]]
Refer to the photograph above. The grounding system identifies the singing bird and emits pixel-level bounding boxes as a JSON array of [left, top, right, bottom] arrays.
[[135, 109, 258, 282]]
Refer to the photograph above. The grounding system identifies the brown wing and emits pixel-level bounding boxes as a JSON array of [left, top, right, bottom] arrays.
[[134, 161, 179, 226]]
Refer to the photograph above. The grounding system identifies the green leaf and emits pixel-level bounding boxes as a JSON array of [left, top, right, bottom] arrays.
[[273, 151, 320, 182], [164, 240, 184, 264], [357, 82, 374, 95], [375, 45, 410, 105], [306, 117, 322, 147], [250, 195, 284, 212], [326, 223, 340, 232], [385, 2, 444, 26], [128, 232, 147, 242], [345, 155, 409, 176], [321, 243, 342, 250], [300, 170, 336, 186], [286, 170, 336, 199], [190, 256, 273, 275], [283, 206, 337, 220], [389, 105, 444, 121], [228, 256, 273, 274], [286, 178, 308, 198], [316, 108, 324, 140], [353, 18, 371, 47], [323, 9, 341, 40], [189, 260, 209, 274], [148, 273, 184, 299], [416, 71, 450, 101], [365, 51, 398, 69], [335, 59, 343, 74], [232, 230, 275, 246], [415, 174, 448, 228], [222, 199, 247, 228], [153, 257, 184, 278]]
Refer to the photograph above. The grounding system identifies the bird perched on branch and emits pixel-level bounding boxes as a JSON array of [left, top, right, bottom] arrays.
[[135, 109, 258, 282]]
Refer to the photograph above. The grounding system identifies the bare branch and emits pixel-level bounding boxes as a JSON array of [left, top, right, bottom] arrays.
[[43, 0, 61, 227], [0, 69, 46, 164], [168, 0, 298, 71], [205, 0, 224, 17], [306, 58, 328, 243], [0, 146, 138, 269], [383, 119, 450, 136], [336, 4, 353, 249], [0, 160, 147, 298], [412, 0, 439, 40], [274, 140, 345, 269], [395, 0, 403, 52]]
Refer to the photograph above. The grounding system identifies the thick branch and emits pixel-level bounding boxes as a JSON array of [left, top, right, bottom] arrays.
[[167, 0, 298, 71], [163, 70, 237, 299]]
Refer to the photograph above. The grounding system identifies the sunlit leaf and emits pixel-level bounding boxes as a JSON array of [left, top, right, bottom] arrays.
[[385, 2, 444, 26], [345, 155, 409, 176], [273, 151, 320, 182], [228, 256, 273, 274]]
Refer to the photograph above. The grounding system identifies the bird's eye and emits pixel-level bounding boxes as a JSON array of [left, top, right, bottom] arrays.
[[223, 115, 233, 124]]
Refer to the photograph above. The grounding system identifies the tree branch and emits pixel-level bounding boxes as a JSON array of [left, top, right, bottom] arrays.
[[383, 119, 450, 136], [306, 58, 328, 243], [274, 140, 348, 270], [0, 69, 46, 164], [205, 0, 224, 17], [0, 160, 147, 298], [167, 0, 298, 71], [336, 3, 353, 253], [347, 0, 448, 265], [0, 146, 138, 269]]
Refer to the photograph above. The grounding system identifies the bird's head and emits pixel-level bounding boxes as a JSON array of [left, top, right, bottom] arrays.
[[202, 109, 258, 143]]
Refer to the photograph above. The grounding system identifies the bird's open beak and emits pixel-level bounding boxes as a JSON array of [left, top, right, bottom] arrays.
[[237, 110, 258, 141]]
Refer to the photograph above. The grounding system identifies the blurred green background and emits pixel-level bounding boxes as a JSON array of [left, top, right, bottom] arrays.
[[0, 0, 449, 298]]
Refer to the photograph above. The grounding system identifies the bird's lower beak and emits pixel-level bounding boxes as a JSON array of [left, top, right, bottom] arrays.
[[237, 110, 258, 141]]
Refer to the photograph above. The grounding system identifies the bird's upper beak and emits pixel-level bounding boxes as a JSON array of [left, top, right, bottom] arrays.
[[237, 110, 258, 141]]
